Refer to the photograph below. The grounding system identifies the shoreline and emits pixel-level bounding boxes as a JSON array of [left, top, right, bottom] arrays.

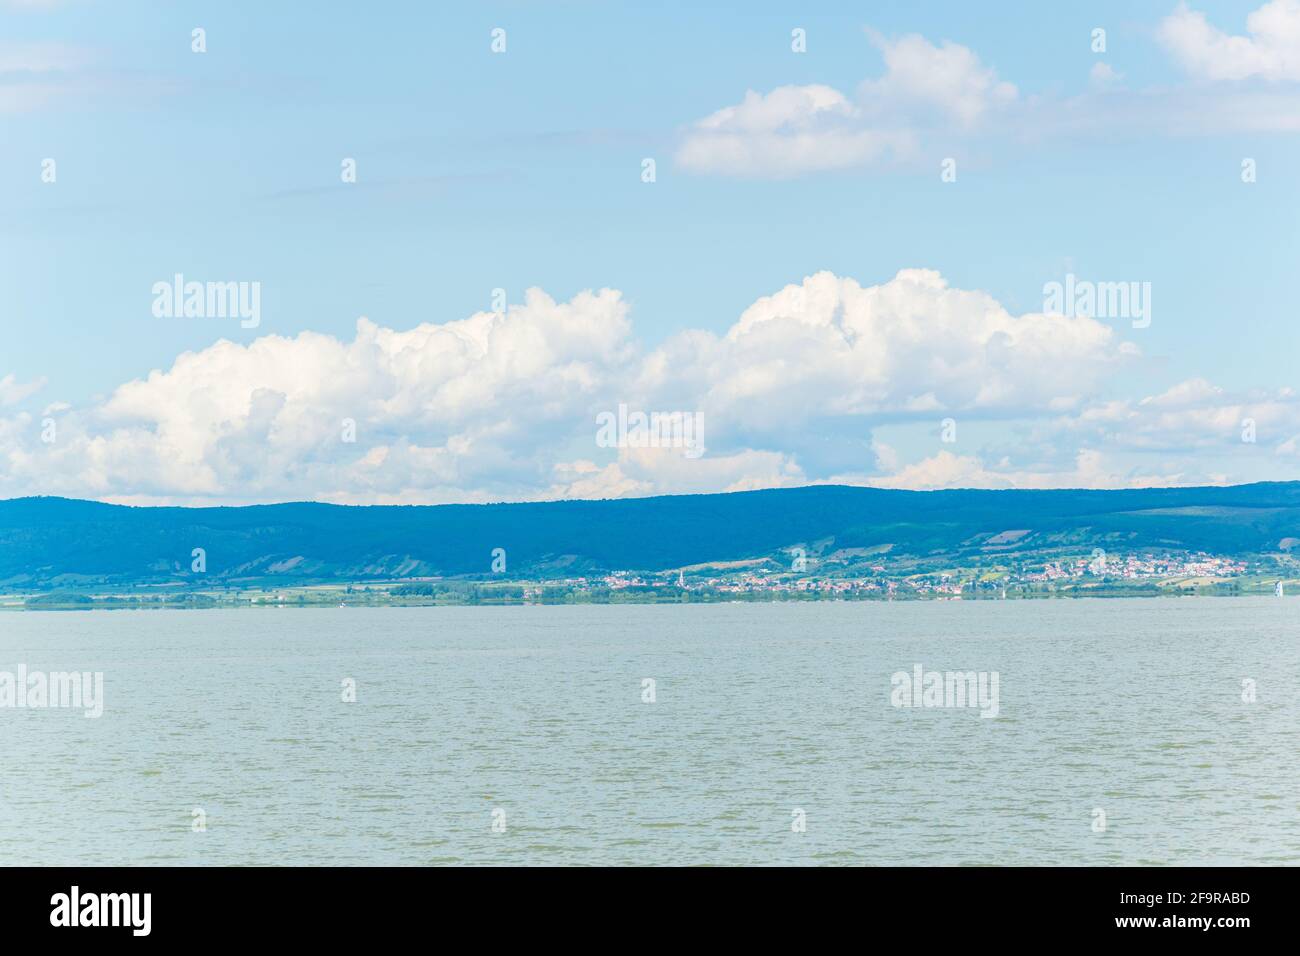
[[4, 584, 1294, 611]]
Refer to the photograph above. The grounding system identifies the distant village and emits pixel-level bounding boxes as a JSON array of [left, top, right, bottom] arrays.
[[5, 548, 1288, 611], [517, 550, 1266, 601]]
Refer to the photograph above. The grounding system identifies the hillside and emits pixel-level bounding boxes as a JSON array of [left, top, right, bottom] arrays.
[[2, 483, 1300, 590]]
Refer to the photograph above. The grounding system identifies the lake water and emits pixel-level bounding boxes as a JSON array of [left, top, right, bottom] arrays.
[[2, 599, 1297, 865]]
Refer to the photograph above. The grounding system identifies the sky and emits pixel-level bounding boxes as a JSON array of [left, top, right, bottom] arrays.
[[2, 0, 1300, 505]]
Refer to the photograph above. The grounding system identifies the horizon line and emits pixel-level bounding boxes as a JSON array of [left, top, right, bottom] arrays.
[[5, 479, 1300, 512]]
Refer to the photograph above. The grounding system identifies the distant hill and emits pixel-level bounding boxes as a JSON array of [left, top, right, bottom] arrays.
[[3, 483, 1300, 590]]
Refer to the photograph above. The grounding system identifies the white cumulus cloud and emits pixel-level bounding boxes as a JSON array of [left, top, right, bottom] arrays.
[[676, 30, 1012, 177], [858, 30, 1017, 127], [1158, 0, 1300, 81], [674, 84, 913, 177], [0, 269, 1158, 504]]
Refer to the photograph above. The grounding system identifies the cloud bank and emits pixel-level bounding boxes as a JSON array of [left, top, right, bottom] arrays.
[[3, 268, 1294, 505]]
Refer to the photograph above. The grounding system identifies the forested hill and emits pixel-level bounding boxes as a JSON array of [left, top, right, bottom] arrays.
[[3, 482, 1300, 588]]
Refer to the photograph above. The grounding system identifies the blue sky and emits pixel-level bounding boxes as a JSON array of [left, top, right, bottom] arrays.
[[3, 0, 1300, 503]]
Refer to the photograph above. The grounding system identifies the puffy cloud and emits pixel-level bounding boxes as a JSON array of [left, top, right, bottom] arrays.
[[674, 84, 912, 177], [685, 84, 854, 134], [2, 288, 638, 504], [637, 269, 1133, 443], [1158, 0, 1300, 82], [858, 31, 1017, 127], [0, 270, 1148, 504], [676, 31, 1011, 177]]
